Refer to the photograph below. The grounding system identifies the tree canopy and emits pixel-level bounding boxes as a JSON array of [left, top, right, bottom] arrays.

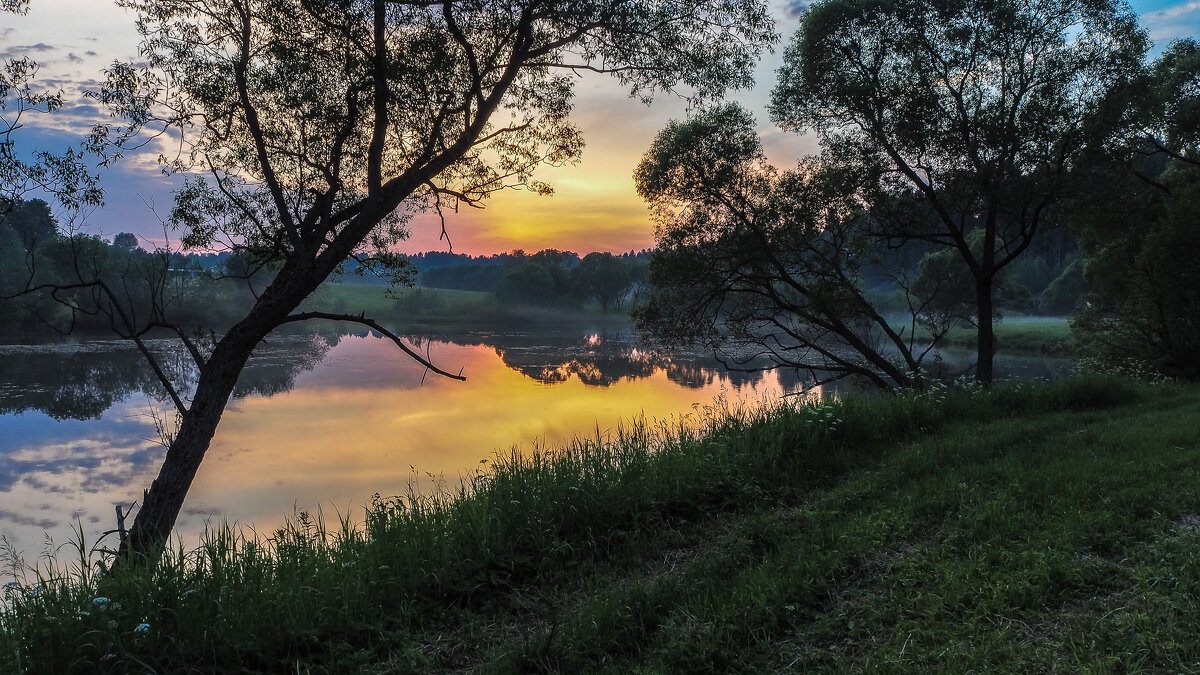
[[1069, 36, 1200, 379], [769, 0, 1147, 383], [634, 104, 950, 389], [67, 0, 777, 557]]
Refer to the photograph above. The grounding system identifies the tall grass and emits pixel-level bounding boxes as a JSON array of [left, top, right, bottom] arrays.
[[0, 375, 1156, 672]]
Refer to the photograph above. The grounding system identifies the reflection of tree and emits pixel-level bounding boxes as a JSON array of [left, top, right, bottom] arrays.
[[0, 334, 338, 421], [232, 334, 337, 398], [486, 331, 767, 390], [0, 346, 163, 420]]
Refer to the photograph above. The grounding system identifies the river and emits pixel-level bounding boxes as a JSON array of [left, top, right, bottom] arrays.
[[0, 326, 1072, 569]]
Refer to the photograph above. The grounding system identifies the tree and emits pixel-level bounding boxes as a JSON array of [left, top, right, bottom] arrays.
[[47, 0, 775, 559], [0, 197, 56, 252], [1068, 38, 1200, 378], [495, 261, 558, 305], [1, 2, 101, 215], [771, 0, 1147, 384], [634, 104, 952, 390], [111, 232, 142, 252], [1, 2, 106, 336], [573, 251, 632, 311]]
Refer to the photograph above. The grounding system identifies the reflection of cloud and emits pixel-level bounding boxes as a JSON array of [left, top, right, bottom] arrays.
[[0, 509, 57, 530]]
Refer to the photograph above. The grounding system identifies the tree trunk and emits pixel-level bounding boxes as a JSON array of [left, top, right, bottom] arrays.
[[975, 278, 995, 385], [119, 322, 268, 560], [115, 257, 323, 562]]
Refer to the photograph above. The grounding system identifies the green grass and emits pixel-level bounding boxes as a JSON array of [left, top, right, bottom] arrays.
[[298, 283, 628, 333], [943, 316, 1076, 355], [3, 375, 1199, 672]]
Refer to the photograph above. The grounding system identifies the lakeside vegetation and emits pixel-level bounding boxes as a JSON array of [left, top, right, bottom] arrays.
[[941, 317, 1077, 356], [3, 4, 1200, 673], [3, 374, 1198, 672], [299, 284, 631, 334]]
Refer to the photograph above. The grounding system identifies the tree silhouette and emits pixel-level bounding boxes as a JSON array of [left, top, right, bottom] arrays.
[[634, 104, 952, 390], [771, 0, 1146, 383], [53, 0, 776, 558]]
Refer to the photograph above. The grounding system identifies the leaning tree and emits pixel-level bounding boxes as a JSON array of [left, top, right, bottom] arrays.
[[38, 0, 776, 558], [634, 104, 959, 390], [771, 0, 1147, 383]]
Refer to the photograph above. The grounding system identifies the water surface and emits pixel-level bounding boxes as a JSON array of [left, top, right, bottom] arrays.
[[0, 328, 1073, 566], [0, 330, 785, 561]]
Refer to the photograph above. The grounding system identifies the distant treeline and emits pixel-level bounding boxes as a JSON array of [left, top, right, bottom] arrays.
[[0, 199, 655, 337], [2, 195, 1085, 341], [418, 248, 651, 311], [0, 199, 264, 336]]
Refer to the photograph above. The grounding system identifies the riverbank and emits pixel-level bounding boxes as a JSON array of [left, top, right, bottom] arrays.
[[301, 283, 632, 333], [3, 374, 1198, 672], [0, 283, 631, 343], [942, 316, 1076, 355]]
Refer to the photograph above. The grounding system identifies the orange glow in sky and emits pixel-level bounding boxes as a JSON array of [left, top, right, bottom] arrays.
[[399, 88, 688, 256], [9, 2, 1195, 256]]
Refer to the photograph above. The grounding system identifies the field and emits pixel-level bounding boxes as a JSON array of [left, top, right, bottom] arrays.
[[297, 282, 629, 333], [942, 316, 1076, 355]]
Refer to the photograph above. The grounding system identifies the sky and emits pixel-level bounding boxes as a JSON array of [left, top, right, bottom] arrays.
[[3, 0, 1199, 256]]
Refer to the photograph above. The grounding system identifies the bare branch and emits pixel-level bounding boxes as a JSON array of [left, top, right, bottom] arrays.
[[279, 311, 467, 381]]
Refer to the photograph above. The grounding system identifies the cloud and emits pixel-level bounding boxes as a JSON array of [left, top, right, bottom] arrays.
[[1146, 1, 1200, 21], [1142, 1, 1200, 41], [0, 42, 56, 60], [12, 42, 54, 52], [784, 1, 811, 16]]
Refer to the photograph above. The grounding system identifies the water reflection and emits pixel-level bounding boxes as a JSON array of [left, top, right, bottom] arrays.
[[0, 335, 339, 422], [0, 328, 1073, 567], [0, 329, 782, 563], [479, 330, 778, 390]]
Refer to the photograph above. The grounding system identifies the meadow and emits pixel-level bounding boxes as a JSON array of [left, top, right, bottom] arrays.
[[942, 316, 1077, 356]]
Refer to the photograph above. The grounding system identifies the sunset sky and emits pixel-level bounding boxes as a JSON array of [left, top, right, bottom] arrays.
[[4, 0, 1198, 256]]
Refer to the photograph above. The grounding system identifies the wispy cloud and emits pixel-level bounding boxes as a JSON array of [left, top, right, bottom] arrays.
[[0, 42, 56, 60], [784, 1, 810, 16], [1142, 1, 1200, 41], [1146, 0, 1200, 21]]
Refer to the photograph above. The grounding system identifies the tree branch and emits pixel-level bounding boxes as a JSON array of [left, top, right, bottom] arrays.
[[279, 311, 466, 381]]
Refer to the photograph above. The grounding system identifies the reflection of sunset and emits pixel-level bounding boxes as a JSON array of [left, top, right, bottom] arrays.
[[182, 335, 782, 536], [0, 332, 782, 561]]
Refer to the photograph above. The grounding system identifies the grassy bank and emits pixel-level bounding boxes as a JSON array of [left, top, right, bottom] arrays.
[[943, 316, 1076, 356], [3, 375, 1200, 672], [299, 283, 629, 333]]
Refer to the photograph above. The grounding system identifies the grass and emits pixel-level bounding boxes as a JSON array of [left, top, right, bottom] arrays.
[[298, 283, 628, 333], [942, 316, 1076, 355], [3, 374, 1199, 672]]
